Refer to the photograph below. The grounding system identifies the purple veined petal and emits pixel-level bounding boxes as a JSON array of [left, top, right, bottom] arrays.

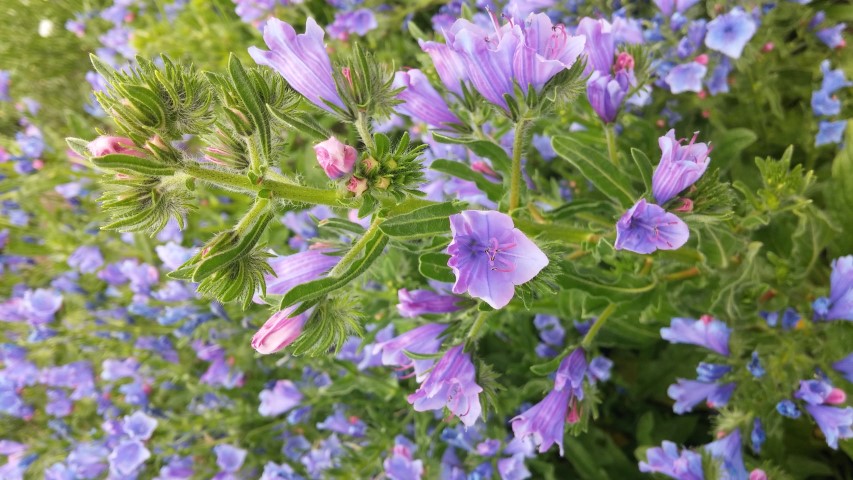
[[554, 348, 587, 394], [510, 387, 570, 455], [652, 129, 711, 204], [249, 18, 345, 112], [660, 316, 731, 356], [251, 305, 313, 355], [392, 69, 460, 128], [259, 380, 303, 417], [704, 429, 748, 480], [450, 20, 520, 111], [614, 199, 690, 254], [805, 404, 853, 449], [704, 7, 757, 59], [513, 14, 585, 93], [407, 345, 482, 427], [418, 39, 469, 96], [576, 17, 615, 75]]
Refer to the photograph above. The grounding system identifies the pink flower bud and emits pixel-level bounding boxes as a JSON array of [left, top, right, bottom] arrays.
[[314, 136, 357, 180], [826, 388, 847, 405], [749, 469, 768, 480], [694, 54, 709, 65], [361, 156, 379, 173], [762, 42, 775, 53], [471, 161, 501, 181], [87, 136, 145, 158], [251, 306, 312, 355], [347, 176, 368, 196], [614, 52, 635, 72], [674, 198, 694, 213]]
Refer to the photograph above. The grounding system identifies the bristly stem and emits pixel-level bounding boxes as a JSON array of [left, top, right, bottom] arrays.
[[328, 216, 383, 277], [509, 118, 531, 212], [604, 123, 619, 166], [581, 303, 616, 348], [466, 311, 489, 343], [355, 112, 375, 151]]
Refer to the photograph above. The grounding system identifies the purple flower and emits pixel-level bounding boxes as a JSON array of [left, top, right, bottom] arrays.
[[665, 62, 707, 94], [576, 17, 614, 74], [251, 305, 312, 354], [805, 404, 853, 449], [447, 210, 549, 309], [155, 456, 194, 480], [511, 388, 571, 456], [440, 13, 584, 111], [259, 462, 299, 480], [22, 288, 63, 324], [667, 379, 736, 413], [661, 316, 731, 356], [817, 24, 847, 49], [317, 408, 367, 437], [249, 18, 346, 112], [327, 9, 378, 41], [639, 441, 703, 480], [816, 120, 847, 146], [586, 70, 630, 123], [123, 411, 158, 440], [397, 288, 464, 317], [834, 353, 853, 383], [614, 199, 690, 254], [67, 246, 104, 274], [812, 89, 841, 116], [383, 436, 424, 480], [794, 379, 833, 405], [45, 389, 72, 417], [372, 323, 448, 381], [214, 444, 247, 473], [652, 129, 711, 204], [108, 440, 151, 477], [696, 362, 732, 382], [813, 255, 853, 320], [259, 380, 303, 416], [0, 70, 10, 101], [408, 345, 483, 427], [155, 242, 195, 271], [707, 57, 732, 95], [704, 429, 748, 480], [262, 248, 340, 300], [704, 8, 757, 59], [392, 69, 460, 128], [497, 454, 531, 480], [234, 0, 279, 25], [653, 0, 701, 17], [419, 40, 469, 96]]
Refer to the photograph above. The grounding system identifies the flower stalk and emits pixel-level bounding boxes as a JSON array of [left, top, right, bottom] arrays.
[[581, 303, 617, 348], [509, 118, 531, 212]]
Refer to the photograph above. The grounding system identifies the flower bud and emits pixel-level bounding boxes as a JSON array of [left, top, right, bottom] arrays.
[[749, 469, 767, 480], [251, 306, 312, 355], [694, 54, 709, 65], [347, 176, 368, 196], [361, 156, 379, 174], [87, 136, 145, 158], [314, 136, 357, 180], [826, 388, 847, 405], [614, 52, 635, 72], [374, 177, 391, 190]]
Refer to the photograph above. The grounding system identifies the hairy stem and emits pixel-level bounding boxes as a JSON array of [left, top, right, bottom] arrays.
[[355, 112, 375, 151], [604, 123, 619, 166], [509, 118, 531, 212], [328, 216, 384, 277], [467, 311, 489, 341], [581, 303, 617, 348]]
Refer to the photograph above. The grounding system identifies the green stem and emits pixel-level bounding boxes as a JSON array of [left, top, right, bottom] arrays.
[[514, 218, 597, 244], [467, 311, 489, 341], [245, 136, 263, 174], [604, 123, 619, 166], [509, 118, 531, 212], [581, 303, 616, 348], [355, 112, 375, 151], [328, 216, 383, 277], [234, 198, 269, 234], [184, 165, 343, 206]]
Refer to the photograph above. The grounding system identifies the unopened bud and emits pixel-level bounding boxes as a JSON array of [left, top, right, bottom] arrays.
[[347, 176, 368, 196], [374, 177, 391, 190], [314, 136, 357, 180], [826, 388, 847, 405], [361, 156, 379, 174], [87, 136, 145, 158], [694, 54, 709, 65], [614, 52, 635, 72]]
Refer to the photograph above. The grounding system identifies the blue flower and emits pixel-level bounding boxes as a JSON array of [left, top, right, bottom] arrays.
[[696, 362, 732, 382], [816, 24, 847, 49], [833, 353, 853, 383], [805, 404, 853, 449], [820, 60, 853, 94], [813, 255, 853, 320], [776, 399, 801, 418], [665, 61, 707, 93], [704, 429, 748, 480], [661, 316, 731, 356], [811, 89, 841, 116], [705, 8, 757, 59], [668, 379, 736, 413], [639, 441, 703, 479], [747, 351, 766, 378], [751, 418, 766, 454], [816, 120, 847, 146]]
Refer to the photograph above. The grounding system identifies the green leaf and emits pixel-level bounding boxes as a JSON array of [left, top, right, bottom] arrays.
[[192, 211, 273, 281], [432, 133, 512, 173], [91, 154, 175, 177], [267, 106, 330, 140], [280, 229, 389, 311], [630, 147, 653, 194], [418, 252, 455, 283], [712, 128, 757, 168], [430, 159, 504, 202], [552, 135, 636, 207], [66, 137, 91, 158], [228, 54, 270, 157], [379, 202, 462, 239]]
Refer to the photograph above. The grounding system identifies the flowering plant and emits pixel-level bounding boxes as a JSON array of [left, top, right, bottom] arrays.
[[0, 0, 852, 478]]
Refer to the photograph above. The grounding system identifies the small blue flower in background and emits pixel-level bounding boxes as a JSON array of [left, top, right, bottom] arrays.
[[776, 399, 801, 418], [751, 418, 766, 454], [816, 23, 847, 49], [665, 61, 706, 93], [705, 7, 757, 59], [748, 351, 766, 378], [816, 120, 847, 146]]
